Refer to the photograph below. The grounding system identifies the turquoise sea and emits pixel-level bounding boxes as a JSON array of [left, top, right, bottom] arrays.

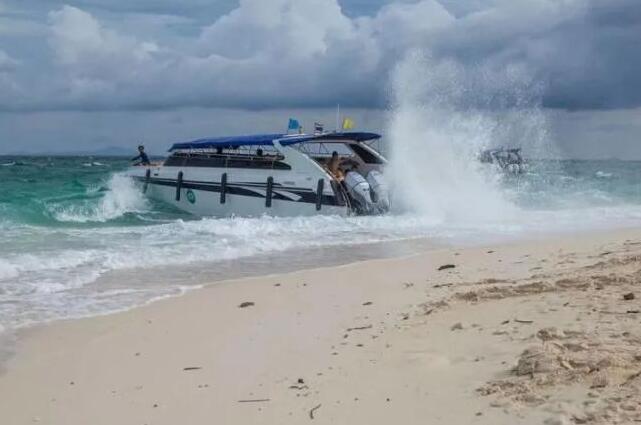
[[1, 155, 641, 330]]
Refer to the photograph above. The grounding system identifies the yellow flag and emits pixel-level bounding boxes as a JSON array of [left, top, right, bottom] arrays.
[[342, 117, 354, 130]]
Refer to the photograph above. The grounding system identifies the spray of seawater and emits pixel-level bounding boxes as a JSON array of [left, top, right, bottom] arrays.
[[386, 52, 554, 221], [48, 173, 149, 223]]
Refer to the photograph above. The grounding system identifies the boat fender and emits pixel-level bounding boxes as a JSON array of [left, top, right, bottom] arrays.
[[316, 179, 324, 211], [175, 171, 183, 201], [266, 176, 274, 208], [220, 173, 227, 204]]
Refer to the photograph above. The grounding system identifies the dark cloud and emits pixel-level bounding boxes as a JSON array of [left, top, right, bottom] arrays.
[[0, 0, 640, 113], [5, 0, 236, 18], [536, 0, 641, 110]]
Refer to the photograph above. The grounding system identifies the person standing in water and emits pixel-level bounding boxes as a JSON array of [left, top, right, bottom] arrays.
[[131, 145, 150, 166]]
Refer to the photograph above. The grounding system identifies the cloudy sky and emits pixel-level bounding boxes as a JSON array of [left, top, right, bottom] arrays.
[[0, 0, 640, 158]]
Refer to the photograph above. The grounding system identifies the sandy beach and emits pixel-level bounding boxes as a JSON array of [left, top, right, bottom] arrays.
[[1, 229, 641, 425]]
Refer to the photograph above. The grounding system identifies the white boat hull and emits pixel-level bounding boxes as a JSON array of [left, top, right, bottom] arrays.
[[127, 166, 349, 218]]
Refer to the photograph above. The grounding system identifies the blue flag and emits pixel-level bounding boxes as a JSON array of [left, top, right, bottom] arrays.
[[288, 118, 300, 131]]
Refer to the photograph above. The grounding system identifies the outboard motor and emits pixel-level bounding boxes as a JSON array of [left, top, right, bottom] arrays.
[[366, 170, 390, 213], [344, 171, 375, 214]]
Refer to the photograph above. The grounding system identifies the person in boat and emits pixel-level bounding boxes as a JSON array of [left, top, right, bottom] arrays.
[[328, 151, 344, 181], [131, 145, 150, 166]]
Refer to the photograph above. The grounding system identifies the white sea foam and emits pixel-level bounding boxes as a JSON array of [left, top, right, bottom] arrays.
[[595, 171, 613, 179], [4, 205, 640, 298], [3, 201, 641, 331], [0, 259, 19, 280], [50, 173, 149, 223]]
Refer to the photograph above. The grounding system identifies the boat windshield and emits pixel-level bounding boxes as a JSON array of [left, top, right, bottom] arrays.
[[296, 141, 384, 165]]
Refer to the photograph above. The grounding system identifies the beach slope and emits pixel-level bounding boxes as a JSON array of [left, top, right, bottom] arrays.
[[2, 230, 641, 424]]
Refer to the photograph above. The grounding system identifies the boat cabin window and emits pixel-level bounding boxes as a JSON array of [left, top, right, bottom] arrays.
[[296, 141, 383, 165], [164, 146, 291, 170], [297, 141, 353, 158], [349, 144, 384, 164]]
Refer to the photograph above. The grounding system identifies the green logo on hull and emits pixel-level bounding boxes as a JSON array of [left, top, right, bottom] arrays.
[[186, 189, 196, 204]]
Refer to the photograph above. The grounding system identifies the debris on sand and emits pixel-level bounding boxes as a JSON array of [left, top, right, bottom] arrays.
[[309, 404, 321, 419], [451, 322, 463, 331], [438, 264, 456, 271], [346, 325, 372, 332], [536, 327, 566, 341], [515, 346, 561, 375], [238, 302, 255, 308], [623, 292, 635, 301], [289, 378, 309, 390], [289, 383, 309, 390], [590, 373, 609, 389]]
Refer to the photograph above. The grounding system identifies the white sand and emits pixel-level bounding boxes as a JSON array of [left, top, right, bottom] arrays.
[[1, 229, 641, 424]]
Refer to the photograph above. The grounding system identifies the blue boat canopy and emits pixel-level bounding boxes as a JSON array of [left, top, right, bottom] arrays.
[[168, 132, 381, 151]]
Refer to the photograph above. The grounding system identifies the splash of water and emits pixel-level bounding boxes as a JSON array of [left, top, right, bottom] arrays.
[[386, 52, 553, 222], [49, 173, 149, 223]]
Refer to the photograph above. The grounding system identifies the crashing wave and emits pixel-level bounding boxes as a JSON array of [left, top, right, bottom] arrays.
[[49, 173, 149, 223]]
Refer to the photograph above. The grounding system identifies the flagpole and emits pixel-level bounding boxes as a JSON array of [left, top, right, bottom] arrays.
[[335, 104, 340, 132]]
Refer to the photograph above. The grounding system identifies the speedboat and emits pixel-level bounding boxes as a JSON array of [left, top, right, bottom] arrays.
[[125, 131, 390, 217]]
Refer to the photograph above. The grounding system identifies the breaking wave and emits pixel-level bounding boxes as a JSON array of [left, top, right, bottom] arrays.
[[47, 173, 150, 223]]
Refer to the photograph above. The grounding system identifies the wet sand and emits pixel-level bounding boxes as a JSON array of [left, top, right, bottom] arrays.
[[1, 229, 641, 424]]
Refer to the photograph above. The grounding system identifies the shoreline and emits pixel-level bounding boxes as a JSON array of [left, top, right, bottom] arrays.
[[1, 224, 628, 336], [0, 236, 443, 337], [2, 227, 641, 424]]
